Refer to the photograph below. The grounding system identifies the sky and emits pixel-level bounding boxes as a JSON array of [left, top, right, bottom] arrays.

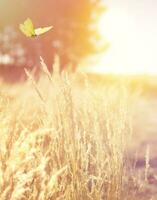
[[89, 0, 157, 74]]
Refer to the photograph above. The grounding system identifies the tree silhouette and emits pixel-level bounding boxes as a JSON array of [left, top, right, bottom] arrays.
[[0, 0, 106, 78]]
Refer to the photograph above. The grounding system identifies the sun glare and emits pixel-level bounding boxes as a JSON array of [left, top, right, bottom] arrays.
[[85, 0, 157, 75], [87, 7, 130, 75], [98, 7, 128, 44]]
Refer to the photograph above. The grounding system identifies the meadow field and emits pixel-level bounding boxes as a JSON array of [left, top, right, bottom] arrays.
[[0, 60, 157, 200], [1, 0, 157, 199]]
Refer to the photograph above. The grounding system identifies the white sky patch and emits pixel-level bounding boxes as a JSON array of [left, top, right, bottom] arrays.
[[89, 0, 157, 74], [0, 54, 14, 65]]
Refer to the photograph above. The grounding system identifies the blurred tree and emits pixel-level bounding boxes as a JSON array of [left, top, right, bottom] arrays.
[[0, 0, 106, 79]]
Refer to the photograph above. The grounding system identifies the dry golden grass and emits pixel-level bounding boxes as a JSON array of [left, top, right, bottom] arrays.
[[0, 60, 144, 200]]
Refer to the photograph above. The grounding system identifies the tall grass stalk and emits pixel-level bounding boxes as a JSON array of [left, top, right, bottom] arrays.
[[0, 60, 131, 200]]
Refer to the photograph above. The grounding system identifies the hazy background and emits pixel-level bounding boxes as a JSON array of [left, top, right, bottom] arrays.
[[0, 0, 106, 81], [1, 0, 157, 79]]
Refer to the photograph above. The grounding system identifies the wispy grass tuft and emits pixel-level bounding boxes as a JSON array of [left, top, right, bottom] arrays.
[[0, 59, 132, 200]]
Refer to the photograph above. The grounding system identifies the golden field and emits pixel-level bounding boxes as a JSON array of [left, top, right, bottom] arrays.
[[0, 61, 157, 200]]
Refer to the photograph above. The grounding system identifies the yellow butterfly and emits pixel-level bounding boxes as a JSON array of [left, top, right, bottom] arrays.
[[19, 18, 53, 37]]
